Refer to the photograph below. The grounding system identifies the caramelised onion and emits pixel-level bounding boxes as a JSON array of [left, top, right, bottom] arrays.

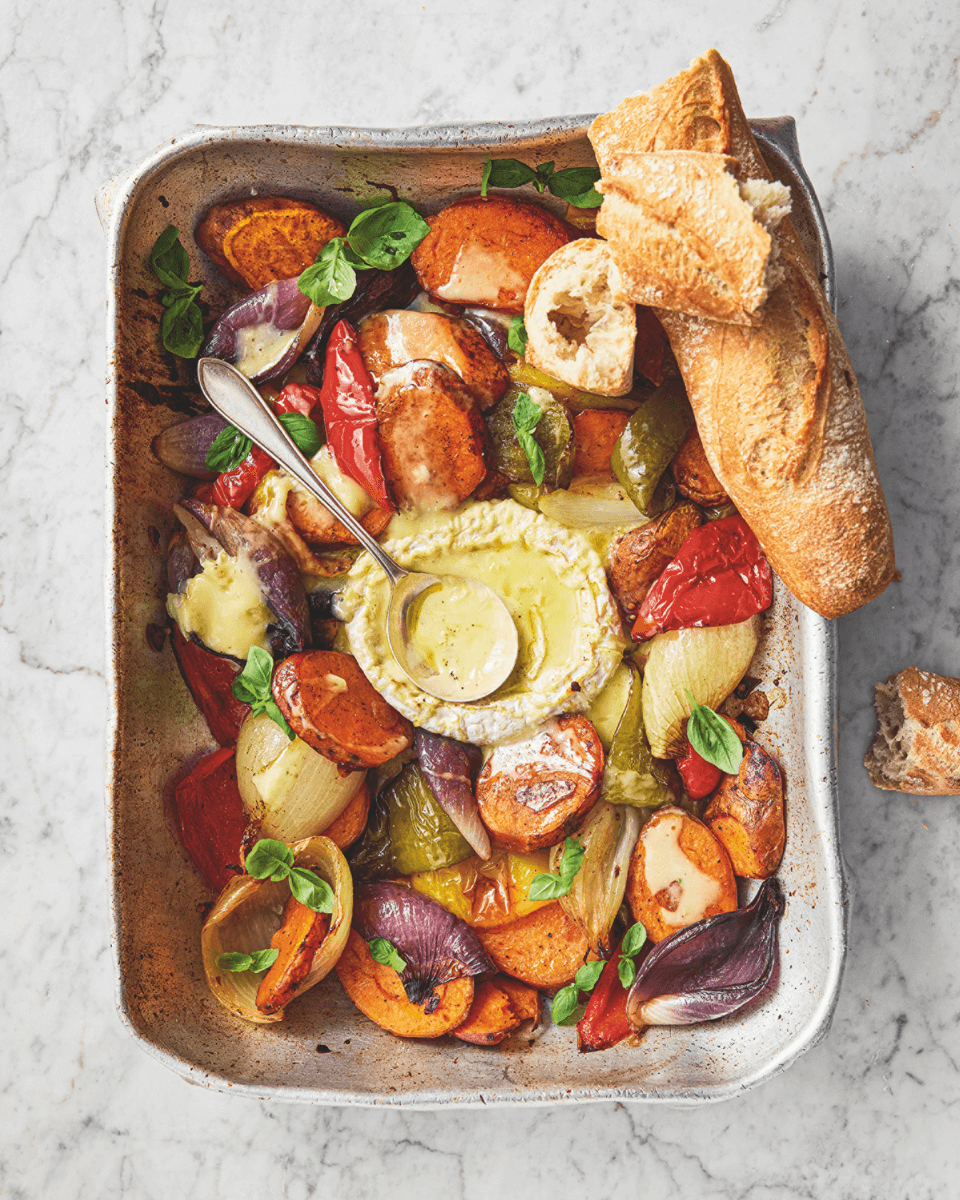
[[414, 729, 490, 859], [235, 712, 365, 842], [549, 801, 642, 956], [204, 278, 323, 384], [201, 835, 353, 1024], [152, 412, 229, 479], [462, 307, 512, 362], [538, 476, 649, 530], [353, 881, 493, 1011], [626, 877, 784, 1029]]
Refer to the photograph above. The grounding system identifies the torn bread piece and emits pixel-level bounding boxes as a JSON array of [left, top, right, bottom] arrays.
[[523, 239, 636, 396], [865, 667, 960, 796], [596, 151, 791, 325]]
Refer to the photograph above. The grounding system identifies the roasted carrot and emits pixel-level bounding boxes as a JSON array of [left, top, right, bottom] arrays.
[[256, 896, 330, 1015], [323, 781, 371, 850], [452, 980, 520, 1045], [572, 409, 631, 476]]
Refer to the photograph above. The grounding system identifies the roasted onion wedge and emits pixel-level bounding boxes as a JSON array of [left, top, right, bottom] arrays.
[[201, 835, 352, 1024]]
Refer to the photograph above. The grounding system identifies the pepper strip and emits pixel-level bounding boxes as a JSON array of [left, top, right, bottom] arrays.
[[316, 319, 393, 510], [633, 514, 773, 640]]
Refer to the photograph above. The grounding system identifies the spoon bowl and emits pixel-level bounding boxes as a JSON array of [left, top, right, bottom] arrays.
[[196, 357, 519, 702]]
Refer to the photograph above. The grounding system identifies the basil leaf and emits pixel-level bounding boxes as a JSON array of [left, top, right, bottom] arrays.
[[621, 921, 648, 959], [232, 646, 275, 704], [545, 166, 603, 208], [298, 238, 358, 306], [512, 391, 546, 485], [346, 201, 430, 270], [574, 960, 605, 994], [618, 955, 637, 990], [206, 424, 253, 474], [289, 867, 335, 914], [508, 316, 528, 357], [245, 838, 294, 882], [481, 158, 543, 195], [257, 698, 295, 741], [249, 948, 280, 972], [550, 985, 580, 1025], [535, 161, 555, 180], [278, 412, 321, 459], [217, 952, 254, 972], [161, 288, 205, 358], [527, 838, 585, 900], [684, 691, 743, 774], [368, 937, 406, 973], [150, 225, 191, 290]]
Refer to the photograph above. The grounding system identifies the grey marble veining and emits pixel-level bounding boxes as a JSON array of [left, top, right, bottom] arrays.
[[2, 1, 959, 1197]]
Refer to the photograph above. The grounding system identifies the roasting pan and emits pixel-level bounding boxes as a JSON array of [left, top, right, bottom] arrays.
[[99, 115, 844, 1105]]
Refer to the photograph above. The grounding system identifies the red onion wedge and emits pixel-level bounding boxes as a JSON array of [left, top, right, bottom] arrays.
[[152, 412, 230, 479], [626, 877, 784, 1028], [354, 881, 493, 1012], [414, 729, 490, 859], [203, 277, 323, 384]]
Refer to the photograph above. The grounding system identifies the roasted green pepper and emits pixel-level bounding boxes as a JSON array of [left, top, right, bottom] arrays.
[[601, 661, 677, 808], [346, 783, 393, 882], [610, 379, 694, 515], [386, 762, 473, 875], [508, 360, 645, 412], [486, 385, 574, 488]]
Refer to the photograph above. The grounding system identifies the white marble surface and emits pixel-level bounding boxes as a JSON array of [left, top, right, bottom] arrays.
[[3, 1, 959, 1196]]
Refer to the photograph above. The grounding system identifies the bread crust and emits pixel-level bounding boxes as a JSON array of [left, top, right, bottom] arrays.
[[596, 151, 781, 324], [865, 666, 960, 795], [591, 50, 895, 619]]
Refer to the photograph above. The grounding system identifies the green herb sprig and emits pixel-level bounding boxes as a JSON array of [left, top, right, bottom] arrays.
[[512, 391, 546, 486], [149, 226, 205, 358], [480, 159, 603, 209], [231, 647, 295, 740], [216, 948, 280, 974], [368, 937, 407, 974], [298, 200, 430, 307], [551, 960, 605, 1026], [528, 836, 585, 902], [508, 316, 528, 357], [616, 921, 648, 989], [204, 410, 320, 475], [684, 690, 743, 774], [243, 838, 335, 914]]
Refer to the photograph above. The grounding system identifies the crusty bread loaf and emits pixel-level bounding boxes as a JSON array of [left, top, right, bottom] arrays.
[[864, 667, 960, 795], [589, 50, 896, 619], [596, 151, 791, 324], [523, 239, 636, 396]]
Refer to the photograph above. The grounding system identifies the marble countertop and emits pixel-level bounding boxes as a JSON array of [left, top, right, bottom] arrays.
[[3, 1, 959, 1196]]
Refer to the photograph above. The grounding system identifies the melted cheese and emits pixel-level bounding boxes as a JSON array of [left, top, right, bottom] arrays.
[[434, 242, 528, 306], [166, 550, 272, 660], [642, 811, 722, 929]]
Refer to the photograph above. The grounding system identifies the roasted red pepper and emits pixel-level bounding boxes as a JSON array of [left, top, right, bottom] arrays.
[[210, 444, 274, 509], [632, 514, 773, 640], [577, 935, 650, 1052], [170, 625, 250, 746], [676, 714, 743, 798], [316, 319, 393, 510], [273, 381, 323, 418], [171, 746, 248, 892]]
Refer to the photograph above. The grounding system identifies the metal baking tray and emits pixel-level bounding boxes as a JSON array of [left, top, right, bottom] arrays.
[[100, 115, 844, 1106]]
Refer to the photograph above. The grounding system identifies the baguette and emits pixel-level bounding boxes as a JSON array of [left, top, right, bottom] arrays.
[[864, 667, 960, 795], [589, 51, 896, 619]]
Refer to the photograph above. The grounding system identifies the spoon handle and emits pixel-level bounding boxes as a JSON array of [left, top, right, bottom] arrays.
[[197, 358, 406, 585]]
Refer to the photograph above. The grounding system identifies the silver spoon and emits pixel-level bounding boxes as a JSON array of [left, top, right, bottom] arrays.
[[196, 357, 519, 703]]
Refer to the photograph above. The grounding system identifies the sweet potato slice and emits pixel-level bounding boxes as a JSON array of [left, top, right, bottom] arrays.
[[670, 427, 729, 506], [358, 310, 510, 410], [196, 196, 346, 291], [286, 489, 393, 547], [335, 928, 474, 1037], [272, 650, 414, 770], [608, 500, 703, 617], [625, 805, 737, 943], [494, 976, 542, 1028], [375, 360, 488, 510], [705, 739, 784, 878], [476, 715, 604, 852], [256, 897, 330, 1015], [572, 409, 631, 476], [477, 901, 595, 989], [411, 196, 575, 314], [323, 781, 371, 850], [453, 980, 520, 1045]]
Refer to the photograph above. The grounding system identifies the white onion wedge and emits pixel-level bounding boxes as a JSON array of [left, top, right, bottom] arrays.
[[235, 713, 365, 842], [201, 835, 353, 1024]]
